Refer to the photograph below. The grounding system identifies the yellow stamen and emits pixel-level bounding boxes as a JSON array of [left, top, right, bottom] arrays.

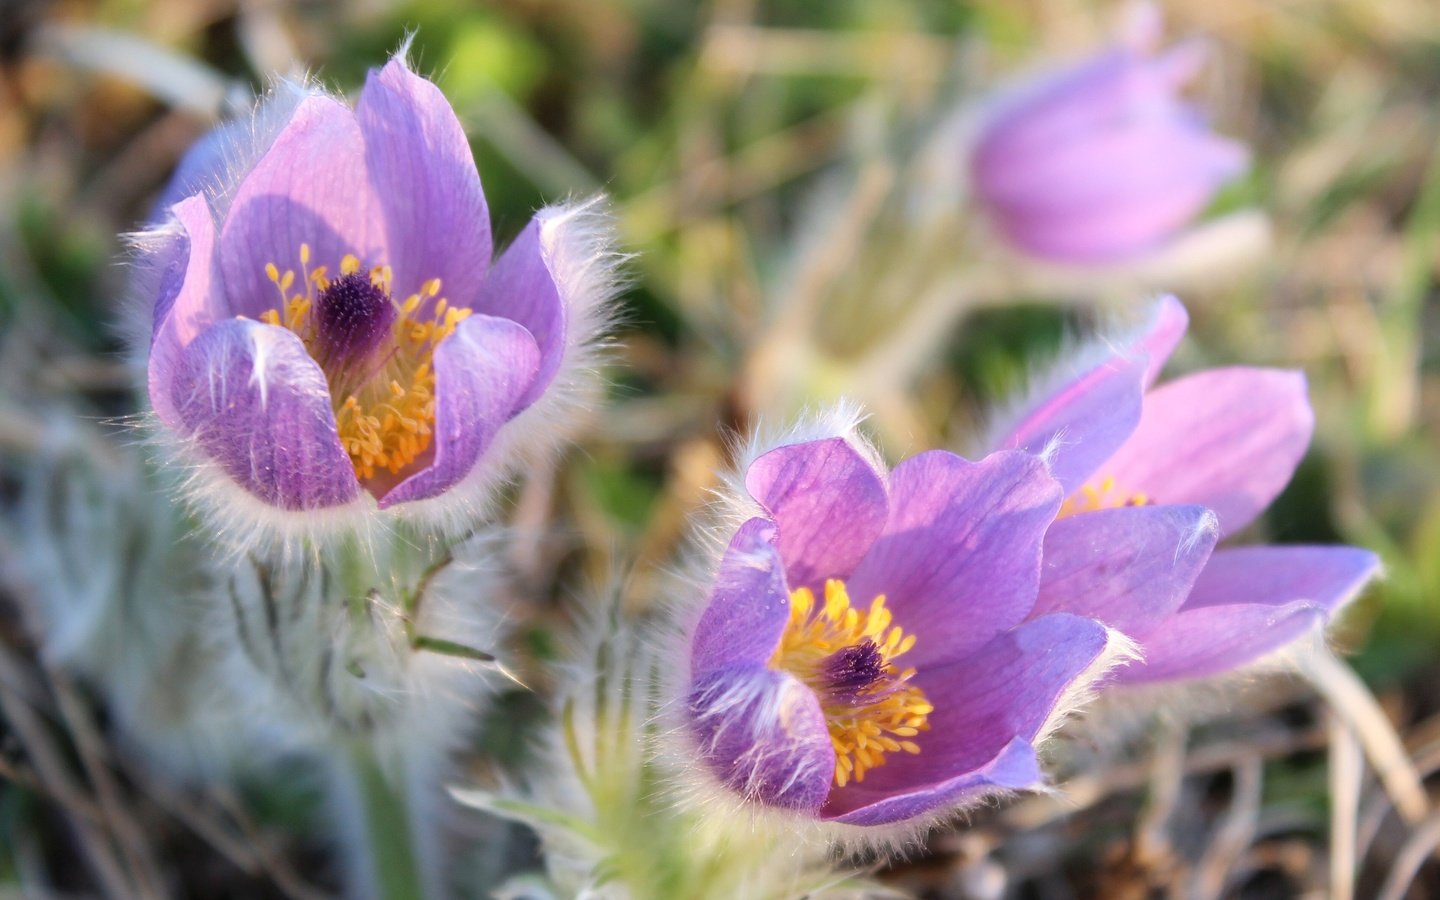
[[1057, 473, 1151, 518], [771, 579, 931, 787], [257, 247, 470, 482]]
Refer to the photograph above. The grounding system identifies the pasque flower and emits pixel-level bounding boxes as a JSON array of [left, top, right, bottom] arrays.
[[683, 419, 1130, 828], [136, 54, 617, 538], [970, 19, 1247, 264], [993, 295, 1379, 683]]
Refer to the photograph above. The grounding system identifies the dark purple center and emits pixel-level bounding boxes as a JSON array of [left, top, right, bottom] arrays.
[[315, 273, 396, 371], [821, 640, 889, 699]]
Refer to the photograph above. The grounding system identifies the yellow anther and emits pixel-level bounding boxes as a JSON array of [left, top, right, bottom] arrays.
[[771, 579, 931, 787], [1058, 473, 1152, 519], [251, 245, 473, 484]]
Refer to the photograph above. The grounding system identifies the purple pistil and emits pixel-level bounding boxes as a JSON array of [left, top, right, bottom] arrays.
[[315, 273, 397, 372], [821, 640, 890, 700]]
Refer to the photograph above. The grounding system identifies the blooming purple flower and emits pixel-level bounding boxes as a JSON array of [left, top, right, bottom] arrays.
[[970, 25, 1248, 264], [683, 424, 1128, 828], [994, 295, 1379, 683], [137, 55, 616, 537]]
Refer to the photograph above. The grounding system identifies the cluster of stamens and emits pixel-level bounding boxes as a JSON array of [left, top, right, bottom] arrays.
[[771, 579, 932, 787], [260, 245, 472, 481], [1057, 474, 1150, 519]]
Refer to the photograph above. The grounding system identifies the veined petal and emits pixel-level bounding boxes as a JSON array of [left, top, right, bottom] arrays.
[[1033, 504, 1218, 636], [688, 664, 833, 815], [219, 95, 387, 320], [998, 354, 1145, 496], [822, 739, 1040, 826], [169, 318, 359, 510], [356, 58, 492, 302], [821, 614, 1109, 824], [469, 211, 570, 410], [846, 450, 1062, 668], [148, 194, 225, 429], [148, 119, 242, 225], [1099, 368, 1314, 537], [1119, 545, 1380, 683], [378, 314, 541, 508], [690, 519, 791, 676], [744, 438, 888, 593]]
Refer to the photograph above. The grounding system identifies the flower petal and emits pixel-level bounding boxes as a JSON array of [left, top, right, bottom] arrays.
[[218, 95, 387, 320], [168, 318, 359, 509], [688, 663, 833, 815], [147, 194, 225, 428], [1098, 368, 1314, 537], [998, 354, 1145, 496], [1033, 504, 1218, 636], [822, 614, 1109, 824], [378, 314, 541, 508], [1118, 545, 1380, 683], [744, 438, 888, 593], [469, 211, 569, 410], [1137, 294, 1188, 386], [846, 450, 1062, 668], [355, 58, 492, 303], [690, 518, 792, 676], [149, 119, 243, 225], [822, 738, 1040, 826]]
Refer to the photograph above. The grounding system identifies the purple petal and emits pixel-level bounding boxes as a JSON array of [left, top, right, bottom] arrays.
[[998, 354, 1145, 496], [468, 213, 567, 410], [149, 118, 245, 225], [744, 438, 888, 593], [1099, 368, 1314, 537], [379, 314, 541, 508], [1136, 295, 1188, 386], [822, 614, 1109, 824], [1119, 546, 1380, 683], [688, 664, 833, 815], [168, 318, 359, 509], [986, 144, 1242, 263], [822, 738, 1040, 826], [1033, 504, 1218, 637], [148, 194, 224, 428], [846, 450, 1062, 668], [355, 58, 492, 303], [218, 95, 387, 321], [976, 51, 1153, 161], [690, 518, 792, 677]]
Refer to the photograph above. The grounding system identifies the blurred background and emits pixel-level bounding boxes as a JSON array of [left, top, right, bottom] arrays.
[[0, 0, 1437, 896]]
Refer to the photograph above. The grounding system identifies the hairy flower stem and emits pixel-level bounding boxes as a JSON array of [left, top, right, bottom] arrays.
[[348, 745, 425, 900]]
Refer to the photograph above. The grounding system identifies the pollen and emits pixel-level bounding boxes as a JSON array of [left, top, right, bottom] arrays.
[[260, 246, 472, 483], [771, 579, 932, 787], [1057, 474, 1150, 519]]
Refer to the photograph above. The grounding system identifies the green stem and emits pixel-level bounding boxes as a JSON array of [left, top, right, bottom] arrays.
[[349, 745, 425, 900]]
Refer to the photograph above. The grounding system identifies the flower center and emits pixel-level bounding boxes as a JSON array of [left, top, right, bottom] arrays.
[[1057, 474, 1150, 519], [258, 245, 472, 484], [771, 579, 932, 787]]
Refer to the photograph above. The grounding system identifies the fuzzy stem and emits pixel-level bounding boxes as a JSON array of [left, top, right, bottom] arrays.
[[348, 744, 425, 900]]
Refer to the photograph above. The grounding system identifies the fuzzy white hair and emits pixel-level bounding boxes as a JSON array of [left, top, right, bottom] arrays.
[[123, 101, 625, 557], [971, 295, 1174, 464]]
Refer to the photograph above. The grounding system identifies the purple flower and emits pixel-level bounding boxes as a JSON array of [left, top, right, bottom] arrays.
[[683, 424, 1128, 828], [970, 27, 1247, 264], [137, 56, 617, 536], [994, 296, 1379, 683]]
